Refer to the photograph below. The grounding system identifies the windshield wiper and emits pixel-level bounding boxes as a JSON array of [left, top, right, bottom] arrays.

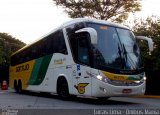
[[117, 44, 126, 69], [122, 43, 137, 70]]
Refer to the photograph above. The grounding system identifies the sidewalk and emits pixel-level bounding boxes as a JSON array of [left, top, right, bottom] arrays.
[[0, 88, 14, 93]]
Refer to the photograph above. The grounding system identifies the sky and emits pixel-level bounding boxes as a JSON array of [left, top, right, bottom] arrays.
[[0, 0, 160, 44]]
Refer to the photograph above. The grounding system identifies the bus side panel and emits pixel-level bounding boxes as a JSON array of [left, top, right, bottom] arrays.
[[26, 53, 73, 93], [9, 54, 53, 91], [9, 60, 35, 90], [43, 54, 74, 94]]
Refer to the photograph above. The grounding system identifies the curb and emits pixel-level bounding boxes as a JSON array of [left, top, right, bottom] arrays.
[[132, 95, 160, 99]]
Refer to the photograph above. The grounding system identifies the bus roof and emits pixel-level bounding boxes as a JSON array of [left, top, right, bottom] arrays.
[[61, 18, 129, 29], [12, 18, 129, 56]]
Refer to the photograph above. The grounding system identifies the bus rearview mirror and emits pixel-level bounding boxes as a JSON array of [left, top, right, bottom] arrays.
[[75, 27, 97, 45], [136, 36, 154, 54]]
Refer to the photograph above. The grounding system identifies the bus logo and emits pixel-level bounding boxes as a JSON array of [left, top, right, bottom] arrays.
[[74, 83, 89, 94]]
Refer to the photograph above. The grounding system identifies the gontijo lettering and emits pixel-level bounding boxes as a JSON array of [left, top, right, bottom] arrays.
[[16, 64, 29, 72]]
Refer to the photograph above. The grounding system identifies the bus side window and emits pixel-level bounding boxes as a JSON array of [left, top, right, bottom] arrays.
[[77, 33, 90, 65], [53, 30, 68, 54], [45, 34, 54, 55], [11, 29, 68, 66], [66, 22, 86, 63]]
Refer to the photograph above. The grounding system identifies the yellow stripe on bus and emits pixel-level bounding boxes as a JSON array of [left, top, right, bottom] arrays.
[[102, 71, 134, 82], [9, 60, 35, 90]]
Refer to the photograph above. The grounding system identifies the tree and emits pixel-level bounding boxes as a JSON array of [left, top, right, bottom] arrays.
[[0, 33, 26, 83], [133, 16, 160, 95], [53, 0, 141, 23], [0, 33, 26, 66]]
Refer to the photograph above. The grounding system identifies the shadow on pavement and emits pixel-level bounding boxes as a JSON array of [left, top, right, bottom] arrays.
[[14, 91, 140, 106]]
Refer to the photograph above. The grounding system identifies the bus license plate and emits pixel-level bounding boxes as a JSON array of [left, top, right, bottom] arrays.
[[122, 89, 132, 94]]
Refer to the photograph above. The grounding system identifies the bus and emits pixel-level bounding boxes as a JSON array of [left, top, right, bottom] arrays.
[[9, 18, 153, 100]]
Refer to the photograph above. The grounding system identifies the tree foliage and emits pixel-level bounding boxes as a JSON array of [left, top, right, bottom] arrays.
[[0, 33, 26, 66], [133, 16, 160, 94], [53, 0, 141, 23]]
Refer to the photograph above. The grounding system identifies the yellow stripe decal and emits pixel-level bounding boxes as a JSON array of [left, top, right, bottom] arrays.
[[101, 71, 143, 82], [9, 60, 35, 89]]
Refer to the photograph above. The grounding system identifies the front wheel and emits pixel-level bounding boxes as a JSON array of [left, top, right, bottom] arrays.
[[97, 97, 110, 102], [57, 78, 69, 99]]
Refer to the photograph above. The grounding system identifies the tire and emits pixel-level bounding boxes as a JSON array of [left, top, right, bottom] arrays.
[[57, 77, 69, 99], [17, 80, 22, 94], [14, 80, 18, 93], [97, 97, 110, 102]]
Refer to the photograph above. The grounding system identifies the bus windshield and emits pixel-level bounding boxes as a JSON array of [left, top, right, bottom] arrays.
[[87, 23, 143, 74]]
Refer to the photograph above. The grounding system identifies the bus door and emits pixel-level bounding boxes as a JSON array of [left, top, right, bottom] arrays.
[[73, 33, 92, 96], [73, 64, 92, 96]]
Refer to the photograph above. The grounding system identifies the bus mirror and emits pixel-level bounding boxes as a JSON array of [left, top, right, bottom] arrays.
[[75, 27, 97, 45], [136, 36, 154, 53]]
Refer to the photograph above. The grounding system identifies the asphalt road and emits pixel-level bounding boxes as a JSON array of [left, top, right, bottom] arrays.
[[0, 89, 160, 115]]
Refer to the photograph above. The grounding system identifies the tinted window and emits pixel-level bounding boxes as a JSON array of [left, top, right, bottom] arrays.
[[66, 22, 86, 63], [87, 22, 143, 74], [77, 33, 90, 65], [11, 30, 67, 66]]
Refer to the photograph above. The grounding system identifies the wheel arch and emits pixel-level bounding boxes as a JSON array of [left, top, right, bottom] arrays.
[[56, 74, 71, 94]]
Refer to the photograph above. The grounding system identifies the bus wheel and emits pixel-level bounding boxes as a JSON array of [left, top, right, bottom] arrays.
[[17, 80, 23, 94], [14, 80, 18, 92], [97, 97, 110, 102], [57, 77, 69, 99]]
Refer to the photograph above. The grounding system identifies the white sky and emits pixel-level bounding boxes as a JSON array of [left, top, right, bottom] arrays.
[[0, 0, 160, 44]]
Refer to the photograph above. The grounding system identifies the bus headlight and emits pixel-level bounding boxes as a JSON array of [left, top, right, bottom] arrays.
[[96, 75, 110, 83], [97, 75, 103, 80], [134, 76, 146, 84], [143, 76, 147, 81]]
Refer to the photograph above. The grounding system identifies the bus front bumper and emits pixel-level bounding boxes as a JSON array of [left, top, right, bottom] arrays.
[[92, 78, 146, 98]]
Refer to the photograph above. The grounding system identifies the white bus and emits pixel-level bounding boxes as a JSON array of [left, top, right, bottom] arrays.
[[9, 18, 153, 100]]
